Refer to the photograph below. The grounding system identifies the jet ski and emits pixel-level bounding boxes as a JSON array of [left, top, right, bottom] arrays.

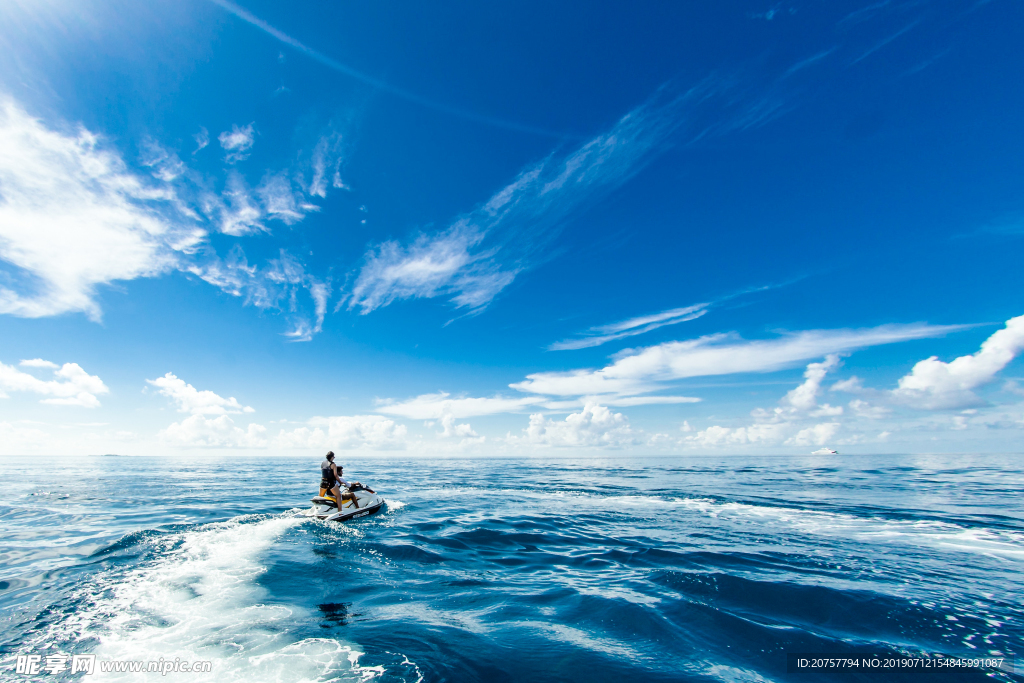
[[305, 487, 386, 522]]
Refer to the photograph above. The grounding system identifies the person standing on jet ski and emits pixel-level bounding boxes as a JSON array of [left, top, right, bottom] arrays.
[[320, 451, 361, 509]]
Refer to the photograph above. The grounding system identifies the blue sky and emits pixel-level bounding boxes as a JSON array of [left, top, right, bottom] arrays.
[[1, 0, 1023, 455]]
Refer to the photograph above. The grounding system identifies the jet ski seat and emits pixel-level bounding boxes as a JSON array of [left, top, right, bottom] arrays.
[[312, 494, 358, 509]]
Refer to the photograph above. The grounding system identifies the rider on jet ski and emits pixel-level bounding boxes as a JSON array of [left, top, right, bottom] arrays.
[[320, 451, 363, 509], [337, 464, 375, 495]]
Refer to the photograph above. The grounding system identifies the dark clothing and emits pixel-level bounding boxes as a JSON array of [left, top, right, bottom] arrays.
[[321, 459, 337, 488]]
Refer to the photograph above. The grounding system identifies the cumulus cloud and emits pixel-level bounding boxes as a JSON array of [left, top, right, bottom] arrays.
[[849, 399, 890, 419], [550, 304, 710, 351], [891, 315, 1024, 409], [787, 422, 840, 447], [0, 359, 109, 407], [0, 98, 204, 320], [686, 356, 848, 449], [147, 372, 254, 415], [686, 422, 792, 447], [774, 354, 844, 417], [512, 403, 636, 448], [160, 414, 268, 448], [218, 122, 255, 162], [275, 415, 408, 450], [686, 418, 842, 449], [782, 355, 841, 410], [437, 414, 481, 441], [514, 323, 962, 397]]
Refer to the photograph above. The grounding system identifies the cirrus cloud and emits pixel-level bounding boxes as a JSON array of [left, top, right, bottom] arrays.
[[0, 98, 204, 321], [513, 323, 965, 397]]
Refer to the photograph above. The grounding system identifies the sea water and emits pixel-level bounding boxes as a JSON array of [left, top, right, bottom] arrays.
[[0, 454, 1021, 682]]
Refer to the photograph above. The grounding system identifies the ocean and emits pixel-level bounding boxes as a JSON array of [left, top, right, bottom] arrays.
[[0, 454, 1020, 682]]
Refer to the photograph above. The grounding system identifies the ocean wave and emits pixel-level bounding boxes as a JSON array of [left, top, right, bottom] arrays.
[[29, 514, 400, 682]]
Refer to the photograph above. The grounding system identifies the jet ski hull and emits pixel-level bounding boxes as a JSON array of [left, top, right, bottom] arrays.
[[305, 489, 385, 522]]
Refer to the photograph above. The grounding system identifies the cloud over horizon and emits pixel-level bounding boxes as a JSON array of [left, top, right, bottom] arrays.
[[892, 315, 1024, 410], [0, 358, 109, 408], [514, 323, 966, 398]]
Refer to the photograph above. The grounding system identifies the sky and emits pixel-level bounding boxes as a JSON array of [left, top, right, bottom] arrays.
[[1, 0, 1023, 456]]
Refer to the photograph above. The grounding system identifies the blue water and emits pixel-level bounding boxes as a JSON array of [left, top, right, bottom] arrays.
[[0, 454, 1021, 682]]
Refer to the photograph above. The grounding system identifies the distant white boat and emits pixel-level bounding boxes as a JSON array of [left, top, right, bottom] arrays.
[[811, 448, 838, 455]]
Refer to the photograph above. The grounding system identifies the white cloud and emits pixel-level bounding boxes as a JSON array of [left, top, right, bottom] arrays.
[[830, 376, 864, 393], [275, 415, 408, 450], [513, 403, 636, 448], [892, 315, 1024, 409], [513, 323, 962, 397], [686, 357, 847, 449], [550, 303, 710, 351], [0, 421, 50, 453], [599, 395, 701, 407], [218, 123, 255, 163], [787, 422, 841, 447], [347, 222, 511, 314], [193, 127, 209, 154], [208, 171, 265, 236], [849, 399, 890, 419], [0, 359, 109, 407], [0, 98, 204, 320], [160, 414, 267, 448], [438, 414, 480, 440], [147, 372, 254, 415], [257, 172, 305, 224], [686, 422, 792, 447], [781, 354, 841, 410], [760, 353, 844, 418], [376, 392, 545, 420], [20, 358, 58, 369], [0, 98, 342, 338], [139, 139, 186, 182], [305, 279, 331, 339], [189, 248, 331, 342], [308, 132, 344, 198], [348, 83, 719, 314], [200, 154, 332, 237], [376, 390, 699, 421]]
